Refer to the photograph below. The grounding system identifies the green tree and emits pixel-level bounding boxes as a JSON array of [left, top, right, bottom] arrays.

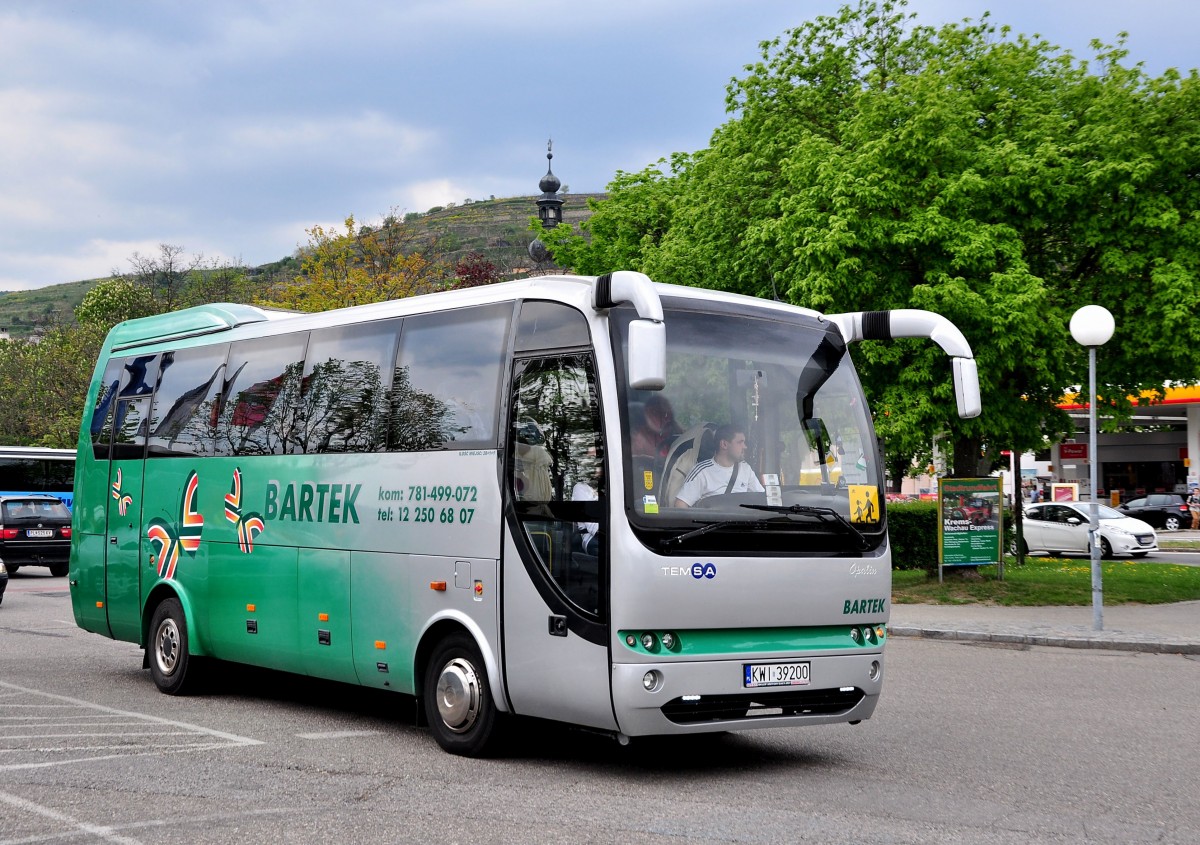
[[263, 215, 448, 312], [122, 244, 200, 312], [75, 277, 157, 327], [546, 1, 1200, 476], [0, 323, 105, 447], [184, 256, 260, 306]]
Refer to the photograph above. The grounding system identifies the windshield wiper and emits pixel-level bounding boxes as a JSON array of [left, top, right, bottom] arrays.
[[660, 519, 775, 549], [740, 503, 870, 550]]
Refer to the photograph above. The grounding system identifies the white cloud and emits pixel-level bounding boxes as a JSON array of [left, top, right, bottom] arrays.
[[0, 237, 165, 292], [224, 111, 434, 167], [400, 179, 478, 214]]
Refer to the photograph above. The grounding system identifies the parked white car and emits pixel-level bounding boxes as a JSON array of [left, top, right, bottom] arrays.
[[1018, 502, 1158, 558]]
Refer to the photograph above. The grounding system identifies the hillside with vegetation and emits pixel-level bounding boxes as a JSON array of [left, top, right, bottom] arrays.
[[0, 279, 99, 339], [0, 192, 602, 338]]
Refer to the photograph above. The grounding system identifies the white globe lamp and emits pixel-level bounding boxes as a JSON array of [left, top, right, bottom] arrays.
[[1069, 305, 1115, 348]]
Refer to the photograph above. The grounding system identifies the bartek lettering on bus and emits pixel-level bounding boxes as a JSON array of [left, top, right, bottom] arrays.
[[264, 481, 361, 524]]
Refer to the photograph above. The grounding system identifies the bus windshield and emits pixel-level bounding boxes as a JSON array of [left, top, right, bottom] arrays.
[[613, 300, 884, 554]]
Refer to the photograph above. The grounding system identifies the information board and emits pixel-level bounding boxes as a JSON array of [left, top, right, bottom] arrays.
[[938, 477, 1003, 578]]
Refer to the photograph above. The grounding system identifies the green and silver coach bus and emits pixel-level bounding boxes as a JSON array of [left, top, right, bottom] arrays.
[[69, 271, 980, 755]]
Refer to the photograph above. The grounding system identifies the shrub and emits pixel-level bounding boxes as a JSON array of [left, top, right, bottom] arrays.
[[887, 501, 939, 573], [889, 501, 1019, 575]]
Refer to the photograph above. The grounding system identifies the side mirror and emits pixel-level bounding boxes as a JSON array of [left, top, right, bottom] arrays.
[[952, 357, 981, 419], [1066, 517, 1082, 526], [627, 319, 666, 390]]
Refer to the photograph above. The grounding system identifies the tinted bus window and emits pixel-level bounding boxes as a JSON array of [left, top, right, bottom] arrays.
[[111, 396, 151, 460], [215, 334, 309, 456], [297, 321, 399, 454], [91, 355, 159, 459], [514, 300, 591, 352], [147, 345, 229, 457], [388, 304, 511, 451]]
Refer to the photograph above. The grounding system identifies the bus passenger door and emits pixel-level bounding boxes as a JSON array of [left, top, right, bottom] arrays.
[[502, 354, 616, 731], [104, 397, 150, 642]]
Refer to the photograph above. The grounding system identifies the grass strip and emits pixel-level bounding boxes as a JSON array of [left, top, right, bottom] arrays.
[[892, 557, 1200, 606]]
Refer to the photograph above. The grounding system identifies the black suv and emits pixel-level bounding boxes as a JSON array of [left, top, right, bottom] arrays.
[[0, 495, 72, 577], [1117, 493, 1192, 531]]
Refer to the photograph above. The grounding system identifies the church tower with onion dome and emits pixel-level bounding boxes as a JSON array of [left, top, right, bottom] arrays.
[[528, 139, 564, 266]]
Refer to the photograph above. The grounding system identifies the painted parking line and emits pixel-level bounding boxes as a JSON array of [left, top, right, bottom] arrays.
[[0, 681, 262, 773], [295, 730, 383, 739], [0, 790, 146, 845]]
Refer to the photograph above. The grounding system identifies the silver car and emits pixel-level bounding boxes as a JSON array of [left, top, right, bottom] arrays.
[[1019, 502, 1158, 558]]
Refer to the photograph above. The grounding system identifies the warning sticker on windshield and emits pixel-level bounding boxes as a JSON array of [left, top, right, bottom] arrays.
[[848, 485, 879, 523]]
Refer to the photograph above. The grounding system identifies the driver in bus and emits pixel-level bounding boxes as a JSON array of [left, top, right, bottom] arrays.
[[673, 424, 764, 507]]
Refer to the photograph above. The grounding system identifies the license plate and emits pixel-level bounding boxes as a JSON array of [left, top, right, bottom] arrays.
[[26, 529, 54, 538], [744, 661, 810, 688]]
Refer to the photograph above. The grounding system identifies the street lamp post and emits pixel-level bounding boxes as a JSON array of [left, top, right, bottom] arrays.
[[1069, 305, 1115, 632]]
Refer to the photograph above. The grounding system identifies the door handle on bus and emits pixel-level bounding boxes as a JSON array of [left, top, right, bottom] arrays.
[[109, 536, 118, 545]]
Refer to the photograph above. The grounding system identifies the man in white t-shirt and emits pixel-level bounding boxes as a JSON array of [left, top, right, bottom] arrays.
[[674, 425, 764, 507]]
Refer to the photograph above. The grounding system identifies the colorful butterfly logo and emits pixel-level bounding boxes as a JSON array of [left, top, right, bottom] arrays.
[[224, 467, 265, 554], [111, 468, 132, 516], [147, 470, 204, 580]]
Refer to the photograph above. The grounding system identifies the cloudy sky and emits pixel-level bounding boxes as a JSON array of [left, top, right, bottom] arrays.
[[1, 0, 1196, 291]]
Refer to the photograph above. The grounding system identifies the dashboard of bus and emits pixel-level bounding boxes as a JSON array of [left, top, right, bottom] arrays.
[[611, 299, 887, 556]]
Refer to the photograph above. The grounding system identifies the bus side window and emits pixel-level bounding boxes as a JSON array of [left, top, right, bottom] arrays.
[[111, 397, 151, 461], [216, 334, 309, 456], [146, 345, 229, 458], [510, 354, 605, 614], [298, 320, 399, 454], [514, 300, 590, 352], [388, 304, 511, 451], [91, 358, 125, 460]]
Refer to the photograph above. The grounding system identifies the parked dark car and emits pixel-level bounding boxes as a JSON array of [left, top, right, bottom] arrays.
[[0, 495, 72, 576], [1117, 493, 1191, 531]]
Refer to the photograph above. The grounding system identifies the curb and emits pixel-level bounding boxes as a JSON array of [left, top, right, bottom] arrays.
[[888, 626, 1200, 655]]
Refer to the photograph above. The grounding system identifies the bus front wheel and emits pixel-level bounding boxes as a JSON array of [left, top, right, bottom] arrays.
[[423, 633, 499, 756], [148, 598, 200, 695]]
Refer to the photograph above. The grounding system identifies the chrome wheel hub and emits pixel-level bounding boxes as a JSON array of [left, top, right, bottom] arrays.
[[155, 618, 180, 675], [436, 657, 481, 733]]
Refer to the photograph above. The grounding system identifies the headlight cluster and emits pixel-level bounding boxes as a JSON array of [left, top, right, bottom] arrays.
[[623, 631, 682, 653], [849, 625, 886, 645]]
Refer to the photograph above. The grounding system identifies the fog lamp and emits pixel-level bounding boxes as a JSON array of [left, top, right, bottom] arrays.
[[642, 670, 660, 691]]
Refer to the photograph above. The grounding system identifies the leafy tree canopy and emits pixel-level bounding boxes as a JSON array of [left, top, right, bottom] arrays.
[[261, 215, 446, 312], [544, 0, 1200, 476]]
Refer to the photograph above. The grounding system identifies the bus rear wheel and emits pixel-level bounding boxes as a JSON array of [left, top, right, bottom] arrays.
[[423, 633, 499, 756], [148, 598, 201, 695]]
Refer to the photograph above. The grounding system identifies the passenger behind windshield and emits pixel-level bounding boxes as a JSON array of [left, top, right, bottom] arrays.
[[631, 395, 681, 466], [673, 425, 765, 508]]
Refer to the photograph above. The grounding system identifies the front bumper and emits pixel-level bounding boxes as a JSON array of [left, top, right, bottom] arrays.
[[1107, 532, 1157, 555], [612, 651, 884, 737]]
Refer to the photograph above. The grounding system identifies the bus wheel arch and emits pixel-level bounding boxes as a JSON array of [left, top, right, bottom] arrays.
[[416, 621, 502, 756], [142, 585, 206, 695]]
